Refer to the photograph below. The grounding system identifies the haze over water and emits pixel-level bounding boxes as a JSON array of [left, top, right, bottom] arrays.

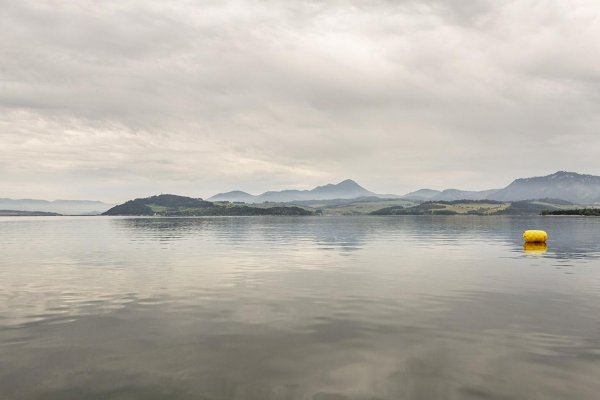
[[1, 216, 600, 400]]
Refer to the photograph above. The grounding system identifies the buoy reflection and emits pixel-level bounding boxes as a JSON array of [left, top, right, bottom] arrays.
[[523, 242, 548, 254]]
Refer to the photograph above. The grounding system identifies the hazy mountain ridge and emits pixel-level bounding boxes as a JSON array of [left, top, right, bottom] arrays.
[[0, 210, 62, 216], [208, 190, 256, 203], [209, 179, 377, 203], [488, 171, 600, 204], [431, 189, 500, 201], [402, 189, 441, 201], [0, 198, 114, 215], [212, 171, 600, 205], [403, 171, 600, 205]]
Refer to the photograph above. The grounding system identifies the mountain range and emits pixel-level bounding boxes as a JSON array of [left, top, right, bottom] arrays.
[[3, 171, 600, 215], [209, 179, 384, 203], [402, 172, 600, 204], [212, 171, 600, 205], [489, 171, 600, 204]]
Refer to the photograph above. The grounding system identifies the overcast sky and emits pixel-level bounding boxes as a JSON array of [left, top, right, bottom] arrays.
[[1, 0, 599, 202]]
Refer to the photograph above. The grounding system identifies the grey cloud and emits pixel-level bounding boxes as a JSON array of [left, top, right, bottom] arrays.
[[1, 0, 599, 201]]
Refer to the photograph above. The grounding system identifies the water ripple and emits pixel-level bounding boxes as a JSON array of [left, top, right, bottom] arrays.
[[1, 216, 600, 399]]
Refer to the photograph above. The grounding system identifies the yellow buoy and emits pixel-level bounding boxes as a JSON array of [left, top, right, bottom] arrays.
[[523, 230, 548, 243], [524, 242, 548, 253]]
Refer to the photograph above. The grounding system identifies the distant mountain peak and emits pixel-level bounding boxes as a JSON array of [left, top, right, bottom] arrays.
[[336, 179, 363, 188], [212, 190, 252, 197], [552, 170, 579, 176], [521, 171, 584, 179], [402, 189, 441, 201], [209, 190, 256, 202], [314, 179, 366, 190], [310, 179, 373, 197]]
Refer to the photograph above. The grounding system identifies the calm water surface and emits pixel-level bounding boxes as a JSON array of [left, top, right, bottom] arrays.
[[1, 216, 599, 400]]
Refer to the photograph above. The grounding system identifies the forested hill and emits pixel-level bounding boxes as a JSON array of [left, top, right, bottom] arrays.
[[103, 194, 313, 216]]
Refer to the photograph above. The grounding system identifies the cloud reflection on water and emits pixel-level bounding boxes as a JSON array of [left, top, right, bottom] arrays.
[[1, 216, 600, 399]]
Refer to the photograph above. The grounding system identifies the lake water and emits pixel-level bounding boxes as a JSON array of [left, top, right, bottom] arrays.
[[1, 216, 600, 400]]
